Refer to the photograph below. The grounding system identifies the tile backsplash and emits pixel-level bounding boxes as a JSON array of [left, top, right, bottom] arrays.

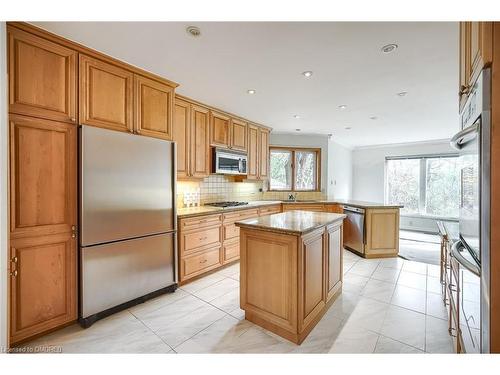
[[176, 175, 263, 207]]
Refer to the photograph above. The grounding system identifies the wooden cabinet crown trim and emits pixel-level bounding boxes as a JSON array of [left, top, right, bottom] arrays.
[[8, 22, 179, 89]]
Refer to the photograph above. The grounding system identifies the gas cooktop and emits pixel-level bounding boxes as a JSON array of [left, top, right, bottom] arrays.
[[204, 201, 249, 208]]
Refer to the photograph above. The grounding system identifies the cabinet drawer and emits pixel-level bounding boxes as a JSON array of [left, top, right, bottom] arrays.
[[184, 226, 221, 252], [258, 205, 281, 216], [182, 247, 221, 279], [283, 204, 325, 212], [180, 214, 222, 231], [223, 209, 259, 223], [223, 223, 240, 241], [223, 239, 240, 263]]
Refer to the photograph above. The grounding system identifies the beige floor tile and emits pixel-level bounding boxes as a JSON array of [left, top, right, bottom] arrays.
[[215, 263, 240, 277], [128, 288, 189, 316], [427, 264, 441, 278], [425, 315, 455, 353], [391, 285, 427, 314], [426, 292, 449, 320], [154, 304, 226, 348], [342, 297, 390, 333], [380, 305, 426, 350], [193, 278, 239, 302], [360, 279, 396, 303], [348, 262, 378, 278], [371, 266, 401, 283], [427, 276, 443, 295], [229, 307, 245, 320], [342, 273, 370, 294], [378, 257, 405, 269], [329, 291, 360, 320], [23, 310, 172, 353], [374, 336, 424, 353], [402, 261, 428, 275], [209, 288, 239, 313], [397, 271, 427, 291], [328, 326, 379, 353], [180, 273, 226, 293], [291, 314, 344, 353]]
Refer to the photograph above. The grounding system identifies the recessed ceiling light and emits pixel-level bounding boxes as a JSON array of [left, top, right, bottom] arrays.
[[293, 115, 300, 119], [295, 129, 301, 132], [344, 127, 351, 130], [247, 89, 256, 95], [302, 71, 313, 78], [381, 43, 398, 53], [369, 116, 378, 120], [186, 26, 201, 37], [397, 91, 408, 97], [338, 105, 347, 110]]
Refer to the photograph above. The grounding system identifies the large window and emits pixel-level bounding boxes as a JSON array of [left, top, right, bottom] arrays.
[[385, 155, 460, 218], [270, 147, 320, 191]]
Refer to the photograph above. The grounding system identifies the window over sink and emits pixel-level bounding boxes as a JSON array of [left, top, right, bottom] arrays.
[[269, 147, 320, 191]]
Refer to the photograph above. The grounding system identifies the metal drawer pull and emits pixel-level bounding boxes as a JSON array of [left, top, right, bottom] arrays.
[[11, 270, 18, 277], [199, 259, 208, 264], [11, 256, 18, 263], [199, 236, 207, 241]]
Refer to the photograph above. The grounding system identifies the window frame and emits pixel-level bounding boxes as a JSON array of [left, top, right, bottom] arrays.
[[269, 146, 321, 192], [384, 153, 460, 219]]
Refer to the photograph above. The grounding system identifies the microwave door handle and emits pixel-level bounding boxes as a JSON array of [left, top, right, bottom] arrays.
[[238, 158, 243, 173], [450, 123, 479, 150]]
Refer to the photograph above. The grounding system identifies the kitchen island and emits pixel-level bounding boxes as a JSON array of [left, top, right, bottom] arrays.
[[236, 210, 346, 344]]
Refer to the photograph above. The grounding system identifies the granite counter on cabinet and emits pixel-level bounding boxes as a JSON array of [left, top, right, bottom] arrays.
[[236, 210, 345, 344]]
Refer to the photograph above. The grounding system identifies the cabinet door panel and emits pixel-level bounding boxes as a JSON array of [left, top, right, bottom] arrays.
[[135, 75, 174, 140], [247, 124, 259, 180], [191, 105, 211, 178], [302, 232, 325, 321], [79, 54, 134, 133], [327, 225, 342, 301], [231, 118, 247, 151], [210, 111, 230, 147], [259, 128, 269, 179], [8, 26, 77, 123], [10, 115, 77, 239], [10, 233, 77, 344], [173, 99, 191, 178]]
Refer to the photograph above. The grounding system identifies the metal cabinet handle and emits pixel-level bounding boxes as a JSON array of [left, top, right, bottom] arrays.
[[71, 233, 76, 238], [199, 259, 208, 264], [11, 270, 18, 277], [199, 236, 207, 241], [11, 256, 18, 263], [70, 117, 76, 122]]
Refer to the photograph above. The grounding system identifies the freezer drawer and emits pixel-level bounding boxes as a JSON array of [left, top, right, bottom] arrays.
[[80, 232, 175, 318]]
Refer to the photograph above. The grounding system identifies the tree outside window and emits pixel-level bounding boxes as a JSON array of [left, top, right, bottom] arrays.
[[270, 147, 320, 191]]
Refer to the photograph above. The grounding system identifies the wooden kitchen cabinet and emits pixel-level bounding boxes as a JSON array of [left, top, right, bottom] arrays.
[[230, 118, 248, 151], [79, 54, 134, 133], [173, 98, 191, 178], [8, 26, 77, 124], [364, 208, 400, 258], [191, 105, 211, 178], [247, 124, 259, 180], [459, 22, 493, 111], [210, 110, 230, 148], [9, 114, 77, 344], [259, 127, 270, 179], [326, 222, 343, 302], [134, 74, 174, 140], [282, 204, 326, 212]]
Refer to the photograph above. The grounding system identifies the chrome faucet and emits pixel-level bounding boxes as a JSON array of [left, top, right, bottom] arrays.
[[288, 193, 296, 201]]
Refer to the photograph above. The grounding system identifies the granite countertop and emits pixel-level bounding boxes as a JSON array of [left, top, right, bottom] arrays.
[[235, 210, 346, 235], [177, 200, 282, 218]]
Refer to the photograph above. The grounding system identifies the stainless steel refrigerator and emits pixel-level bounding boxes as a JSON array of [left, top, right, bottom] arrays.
[[79, 126, 177, 327]]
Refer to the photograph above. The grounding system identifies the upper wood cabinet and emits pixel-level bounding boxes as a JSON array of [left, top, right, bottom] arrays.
[[259, 127, 270, 179], [8, 26, 77, 123], [210, 111, 230, 148], [191, 105, 211, 178], [79, 54, 134, 133], [459, 22, 493, 111], [230, 118, 248, 151], [173, 98, 191, 179], [247, 124, 259, 180], [134, 74, 174, 140]]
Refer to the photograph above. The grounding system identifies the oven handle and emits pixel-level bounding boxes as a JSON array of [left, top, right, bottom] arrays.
[[450, 123, 479, 150], [451, 240, 480, 276]]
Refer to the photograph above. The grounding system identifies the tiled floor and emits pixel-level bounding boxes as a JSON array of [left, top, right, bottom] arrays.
[[21, 250, 454, 353]]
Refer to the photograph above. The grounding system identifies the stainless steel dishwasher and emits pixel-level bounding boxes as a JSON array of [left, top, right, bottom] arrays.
[[343, 205, 365, 255]]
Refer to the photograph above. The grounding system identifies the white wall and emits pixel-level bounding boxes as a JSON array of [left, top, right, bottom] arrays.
[[0, 22, 9, 349], [269, 132, 352, 199], [352, 139, 457, 233]]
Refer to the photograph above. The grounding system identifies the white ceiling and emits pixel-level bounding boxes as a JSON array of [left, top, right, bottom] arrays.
[[33, 22, 459, 148]]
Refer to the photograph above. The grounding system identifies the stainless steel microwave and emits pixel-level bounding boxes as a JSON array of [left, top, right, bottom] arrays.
[[212, 148, 248, 175]]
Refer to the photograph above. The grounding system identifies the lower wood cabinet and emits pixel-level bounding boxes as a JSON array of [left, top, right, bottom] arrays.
[[326, 222, 343, 301], [282, 204, 325, 212], [181, 246, 222, 280]]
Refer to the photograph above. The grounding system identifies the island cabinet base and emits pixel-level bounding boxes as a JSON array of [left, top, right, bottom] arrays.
[[239, 220, 343, 345]]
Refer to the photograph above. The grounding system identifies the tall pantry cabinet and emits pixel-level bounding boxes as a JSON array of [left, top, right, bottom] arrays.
[[7, 26, 78, 345]]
